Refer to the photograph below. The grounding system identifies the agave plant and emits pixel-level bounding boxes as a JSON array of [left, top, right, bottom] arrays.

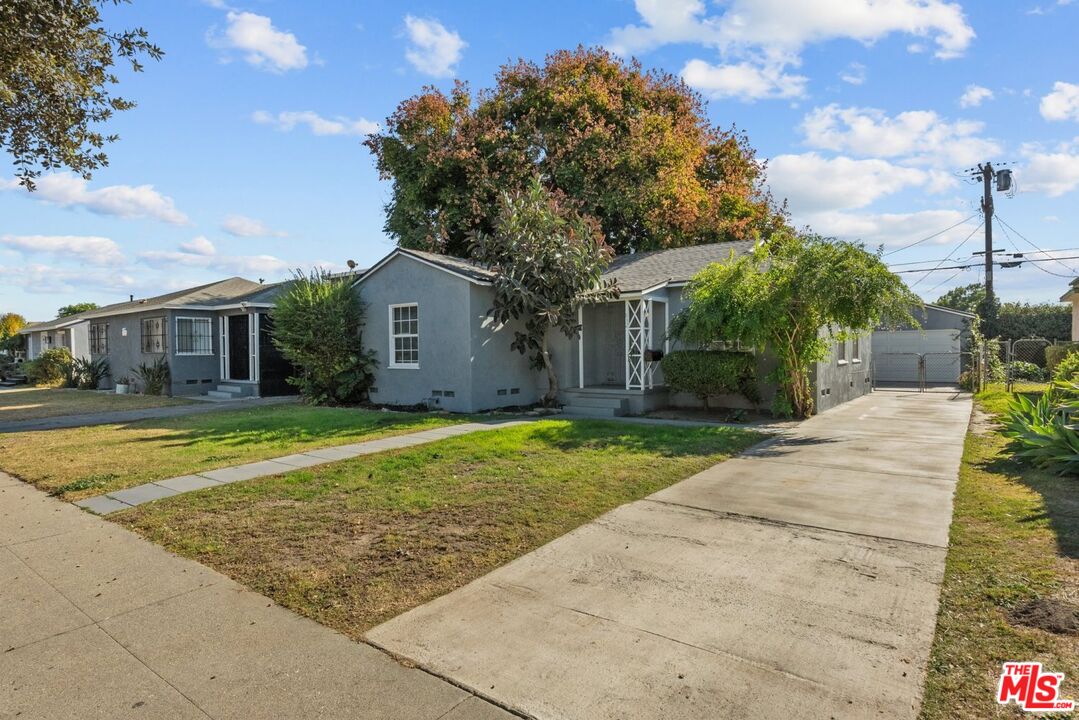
[[72, 356, 110, 390], [132, 356, 171, 396], [1002, 381, 1079, 474]]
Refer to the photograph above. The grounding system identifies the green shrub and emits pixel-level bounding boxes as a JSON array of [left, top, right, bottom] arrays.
[[132, 356, 170, 396], [24, 347, 73, 387], [660, 350, 759, 408], [1046, 343, 1079, 375], [271, 269, 377, 404], [1054, 352, 1079, 382], [72, 356, 110, 390], [1002, 382, 1079, 474], [1008, 360, 1047, 382]]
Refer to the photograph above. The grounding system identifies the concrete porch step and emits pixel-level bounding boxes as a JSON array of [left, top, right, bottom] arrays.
[[217, 384, 243, 394], [561, 404, 624, 418], [206, 389, 240, 400], [561, 396, 629, 410]]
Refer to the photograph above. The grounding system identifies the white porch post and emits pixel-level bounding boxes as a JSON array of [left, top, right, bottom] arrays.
[[624, 300, 631, 390], [249, 311, 259, 384], [220, 316, 229, 380], [664, 301, 670, 354], [577, 305, 584, 389]]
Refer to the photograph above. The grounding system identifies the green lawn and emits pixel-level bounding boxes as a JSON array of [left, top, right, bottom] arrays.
[[0, 387, 192, 422], [920, 387, 1079, 719], [0, 404, 468, 500], [115, 420, 763, 638]]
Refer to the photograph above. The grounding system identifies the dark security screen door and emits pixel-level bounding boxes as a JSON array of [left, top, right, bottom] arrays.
[[258, 313, 299, 396], [227, 315, 250, 381]]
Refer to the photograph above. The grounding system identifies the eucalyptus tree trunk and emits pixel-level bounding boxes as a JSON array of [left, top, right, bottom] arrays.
[[540, 330, 559, 407]]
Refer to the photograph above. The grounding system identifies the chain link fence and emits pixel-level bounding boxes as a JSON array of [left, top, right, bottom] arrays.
[[872, 347, 988, 392], [1004, 337, 1054, 393]]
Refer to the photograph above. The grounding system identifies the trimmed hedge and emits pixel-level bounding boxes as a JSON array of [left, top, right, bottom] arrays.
[[24, 347, 72, 387], [1054, 352, 1079, 381], [660, 350, 760, 408]]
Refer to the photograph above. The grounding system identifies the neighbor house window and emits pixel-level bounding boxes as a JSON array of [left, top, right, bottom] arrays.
[[90, 323, 108, 354], [837, 340, 847, 364], [141, 316, 166, 353], [175, 317, 213, 355], [851, 336, 860, 363], [389, 303, 419, 368], [41, 333, 53, 350]]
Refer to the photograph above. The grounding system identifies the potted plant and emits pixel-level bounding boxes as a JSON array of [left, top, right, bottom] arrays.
[[115, 376, 131, 395]]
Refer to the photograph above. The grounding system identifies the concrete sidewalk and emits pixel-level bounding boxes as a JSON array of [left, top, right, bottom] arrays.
[[0, 396, 296, 434], [367, 390, 971, 719], [0, 474, 516, 720]]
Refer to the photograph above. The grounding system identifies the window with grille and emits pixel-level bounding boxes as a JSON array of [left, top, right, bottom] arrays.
[[837, 339, 847, 363], [851, 336, 860, 363], [141, 317, 166, 354], [90, 323, 108, 354], [389, 304, 419, 368], [175, 317, 213, 355]]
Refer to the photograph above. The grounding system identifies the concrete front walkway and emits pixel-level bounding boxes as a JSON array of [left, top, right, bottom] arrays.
[[367, 390, 971, 720], [0, 396, 296, 434], [0, 473, 517, 720], [74, 419, 531, 515]]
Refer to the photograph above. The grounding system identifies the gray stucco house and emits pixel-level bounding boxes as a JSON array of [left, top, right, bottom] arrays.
[[21, 278, 297, 398], [24, 315, 90, 362], [354, 243, 873, 416]]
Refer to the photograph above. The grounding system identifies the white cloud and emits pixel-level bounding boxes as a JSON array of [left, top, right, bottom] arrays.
[[221, 213, 288, 238], [839, 62, 867, 86], [680, 59, 806, 100], [800, 104, 1001, 166], [403, 16, 466, 77], [1020, 150, 1079, 197], [251, 110, 378, 137], [959, 84, 993, 108], [0, 234, 124, 266], [215, 11, 307, 72], [1040, 81, 1079, 122], [139, 238, 290, 276], [797, 209, 978, 250], [1044, 215, 1061, 222], [767, 153, 927, 213], [608, 0, 973, 100], [1, 173, 188, 225], [0, 264, 140, 297]]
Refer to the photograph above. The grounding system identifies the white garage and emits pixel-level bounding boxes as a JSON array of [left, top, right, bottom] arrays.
[[872, 328, 963, 385]]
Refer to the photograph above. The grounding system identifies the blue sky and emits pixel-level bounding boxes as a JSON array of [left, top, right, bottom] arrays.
[[4, 0, 1079, 319]]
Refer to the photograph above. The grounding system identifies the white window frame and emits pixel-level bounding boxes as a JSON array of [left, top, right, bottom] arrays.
[[836, 339, 847, 365], [388, 303, 419, 369], [851, 335, 861, 364], [174, 316, 214, 356]]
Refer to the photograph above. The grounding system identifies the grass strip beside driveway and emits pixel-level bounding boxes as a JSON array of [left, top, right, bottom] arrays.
[[0, 404, 469, 500], [920, 388, 1079, 719], [0, 387, 192, 422], [115, 419, 763, 639]]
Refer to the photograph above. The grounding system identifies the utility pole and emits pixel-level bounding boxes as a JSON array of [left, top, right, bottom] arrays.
[[979, 161, 995, 307]]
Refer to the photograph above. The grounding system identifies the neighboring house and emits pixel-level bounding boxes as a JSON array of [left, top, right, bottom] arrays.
[[1061, 278, 1079, 340], [23, 316, 91, 362], [20, 278, 298, 398], [872, 303, 976, 386], [354, 243, 873, 415]]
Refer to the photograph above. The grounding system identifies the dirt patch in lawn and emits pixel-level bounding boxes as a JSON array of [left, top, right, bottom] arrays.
[[1009, 598, 1079, 635]]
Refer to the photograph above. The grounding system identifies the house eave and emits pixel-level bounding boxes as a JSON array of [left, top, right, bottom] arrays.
[[354, 248, 494, 287]]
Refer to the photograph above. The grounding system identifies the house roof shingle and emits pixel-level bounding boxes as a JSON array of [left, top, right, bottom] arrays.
[[398, 248, 495, 282], [601, 240, 758, 292]]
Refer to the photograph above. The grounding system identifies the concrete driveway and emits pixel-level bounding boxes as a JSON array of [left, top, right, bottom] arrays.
[[367, 390, 971, 719]]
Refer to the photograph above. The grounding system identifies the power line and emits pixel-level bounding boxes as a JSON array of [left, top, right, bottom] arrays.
[[924, 268, 968, 297], [893, 253, 1079, 274], [993, 219, 1074, 278], [995, 213, 1079, 275], [882, 214, 980, 257], [908, 221, 983, 287]]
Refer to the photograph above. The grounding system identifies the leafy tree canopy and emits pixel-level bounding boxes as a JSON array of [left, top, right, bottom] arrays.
[[471, 177, 619, 405], [57, 302, 99, 318], [366, 46, 783, 257], [0, 312, 26, 339], [671, 233, 918, 418], [1, 0, 162, 189], [933, 283, 985, 314]]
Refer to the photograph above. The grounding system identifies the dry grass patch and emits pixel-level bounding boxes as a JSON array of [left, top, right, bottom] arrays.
[[115, 420, 763, 637], [0, 387, 191, 422], [0, 404, 468, 500]]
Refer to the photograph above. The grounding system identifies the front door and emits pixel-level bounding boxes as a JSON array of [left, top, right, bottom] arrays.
[[227, 315, 250, 381]]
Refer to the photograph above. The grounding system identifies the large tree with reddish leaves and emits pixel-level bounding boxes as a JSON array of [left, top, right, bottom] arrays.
[[365, 46, 784, 257]]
